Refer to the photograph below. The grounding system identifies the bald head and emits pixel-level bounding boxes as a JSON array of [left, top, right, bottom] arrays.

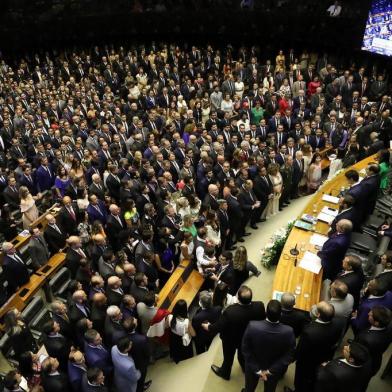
[[108, 276, 122, 289], [208, 184, 219, 197], [336, 219, 353, 234], [281, 293, 296, 310], [316, 301, 335, 322]]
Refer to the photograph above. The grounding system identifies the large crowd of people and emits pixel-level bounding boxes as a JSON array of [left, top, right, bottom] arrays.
[[0, 43, 392, 392]]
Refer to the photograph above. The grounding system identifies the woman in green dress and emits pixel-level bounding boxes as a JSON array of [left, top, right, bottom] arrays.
[[251, 100, 264, 125], [378, 149, 390, 193]]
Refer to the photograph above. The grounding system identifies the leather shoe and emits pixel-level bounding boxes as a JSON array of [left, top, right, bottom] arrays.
[[250, 224, 258, 229], [257, 218, 266, 222], [237, 238, 245, 242], [228, 246, 237, 250], [244, 232, 251, 236], [211, 365, 230, 380]]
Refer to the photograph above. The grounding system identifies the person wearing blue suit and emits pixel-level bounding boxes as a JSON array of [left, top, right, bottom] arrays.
[[318, 219, 352, 281], [329, 194, 358, 234], [86, 195, 108, 225], [359, 164, 380, 218], [111, 337, 141, 392], [84, 329, 113, 377], [68, 350, 87, 392], [242, 300, 295, 392], [351, 279, 392, 334], [35, 156, 54, 192]]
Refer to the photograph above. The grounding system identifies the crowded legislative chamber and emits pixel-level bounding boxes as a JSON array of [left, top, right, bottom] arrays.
[[1, 1, 392, 392]]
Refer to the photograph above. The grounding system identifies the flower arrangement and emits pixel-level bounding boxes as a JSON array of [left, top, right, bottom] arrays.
[[260, 221, 294, 269]]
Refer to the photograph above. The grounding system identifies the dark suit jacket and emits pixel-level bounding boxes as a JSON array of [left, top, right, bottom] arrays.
[[318, 233, 351, 281], [42, 372, 71, 392], [129, 331, 150, 371], [192, 306, 222, 351], [86, 201, 108, 225], [53, 313, 74, 342], [68, 361, 86, 392], [2, 254, 30, 294], [336, 270, 365, 309], [84, 343, 113, 376], [202, 193, 219, 211], [106, 288, 124, 307], [81, 374, 109, 392], [376, 270, 392, 291], [292, 158, 305, 185], [58, 204, 80, 235], [89, 182, 106, 200], [314, 357, 372, 392], [329, 207, 358, 234], [281, 308, 310, 337], [28, 235, 50, 269], [242, 320, 295, 375], [43, 334, 71, 370], [296, 317, 346, 367], [355, 326, 392, 374], [226, 195, 244, 231], [106, 214, 127, 251], [104, 317, 125, 347], [36, 164, 54, 191], [253, 175, 273, 207], [44, 224, 67, 253], [209, 302, 265, 347], [65, 248, 83, 278]]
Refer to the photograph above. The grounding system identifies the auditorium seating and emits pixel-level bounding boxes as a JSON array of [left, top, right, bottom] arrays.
[[48, 267, 72, 301]]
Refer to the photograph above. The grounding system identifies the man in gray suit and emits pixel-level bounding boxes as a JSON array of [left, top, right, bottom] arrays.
[[28, 227, 50, 269]]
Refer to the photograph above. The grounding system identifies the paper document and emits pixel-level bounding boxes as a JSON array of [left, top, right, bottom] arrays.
[[309, 233, 329, 247], [18, 230, 30, 238], [299, 251, 322, 274], [321, 206, 338, 217], [317, 212, 335, 224], [322, 194, 340, 204]]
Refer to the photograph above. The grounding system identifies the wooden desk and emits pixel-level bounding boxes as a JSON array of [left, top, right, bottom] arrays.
[[272, 154, 377, 311], [157, 259, 204, 311], [0, 253, 66, 325]]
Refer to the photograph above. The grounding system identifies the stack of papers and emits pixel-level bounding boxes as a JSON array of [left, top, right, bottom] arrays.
[[322, 194, 340, 204], [299, 251, 322, 274], [321, 206, 338, 217], [272, 290, 284, 301], [309, 233, 329, 247], [317, 212, 335, 224]]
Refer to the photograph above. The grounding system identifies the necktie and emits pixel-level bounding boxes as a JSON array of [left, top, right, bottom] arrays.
[[12, 254, 24, 264], [68, 207, 76, 220], [51, 224, 61, 234]]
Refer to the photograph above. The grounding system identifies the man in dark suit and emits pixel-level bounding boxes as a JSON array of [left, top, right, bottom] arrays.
[[351, 279, 392, 333], [217, 199, 233, 250], [329, 194, 358, 234], [35, 156, 54, 192], [2, 241, 30, 294], [280, 293, 309, 337], [293, 302, 346, 392], [106, 204, 128, 252], [58, 196, 80, 236], [69, 290, 91, 325], [253, 166, 273, 220], [3, 176, 20, 210], [376, 252, 392, 291], [192, 291, 222, 354], [359, 164, 380, 219], [238, 180, 261, 230], [202, 184, 220, 211], [89, 173, 106, 200], [28, 227, 50, 269], [106, 276, 125, 307], [242, 300, 295, 392], [84, 329, 113, 376], [42, 319, 72, 371], [51, 300, 74, 343], [41, 357, 71, 392], [291, 151, 304, 199], [314, 341, 372, 392], [104, 305, 125, 348], [318, 219, 352, 281], [44, 213, 67, 253], [65, 235, 86, 278], [81, 367, 109, 392], [336, 255, 365, 310], [203, 286, 265, 380], [87, 194, 108, 225], [355, 305, 392, 376], [226, 187, 245, 243]]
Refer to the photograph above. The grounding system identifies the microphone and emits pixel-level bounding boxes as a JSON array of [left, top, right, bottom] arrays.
[[290, 243, 299, 256]]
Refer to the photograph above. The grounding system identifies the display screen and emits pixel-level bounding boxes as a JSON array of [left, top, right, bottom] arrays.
[[362, 0, 392, 56]]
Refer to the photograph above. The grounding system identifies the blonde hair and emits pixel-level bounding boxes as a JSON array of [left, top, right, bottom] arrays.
[[233, 246, 247, 271]]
